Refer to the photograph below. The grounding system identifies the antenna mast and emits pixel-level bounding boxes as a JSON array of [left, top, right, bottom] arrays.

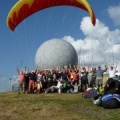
[[112, 36, 114, 65], [91, 37, 94, 67]]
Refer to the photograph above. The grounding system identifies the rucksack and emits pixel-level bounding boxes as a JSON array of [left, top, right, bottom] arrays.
[[82, 88, 98, 98], [101, 94, 120, 109]]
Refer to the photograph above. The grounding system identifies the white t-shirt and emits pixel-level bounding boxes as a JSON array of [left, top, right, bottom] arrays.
[[37, 74, 42, 81], [108, 69, 115, 78], [73, 85, 78, 93], [57, 81, 62, 89]]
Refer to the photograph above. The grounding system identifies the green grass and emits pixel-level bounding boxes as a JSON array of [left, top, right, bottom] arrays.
[[0, 92, 120, 120]]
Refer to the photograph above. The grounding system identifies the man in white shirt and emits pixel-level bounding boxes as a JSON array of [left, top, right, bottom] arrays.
[[108, 65, 117, 78], [51, 79, 62, 93]]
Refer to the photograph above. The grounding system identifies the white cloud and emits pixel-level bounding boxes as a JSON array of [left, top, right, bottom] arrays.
[[80, 17, 109, 38], [107, 5, 120, 26], [63, 36, 75, 44], [63, 16, 120, 69]]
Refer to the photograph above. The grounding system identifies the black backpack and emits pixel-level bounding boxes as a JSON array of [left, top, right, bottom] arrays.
[[82, 88, 97, 98]]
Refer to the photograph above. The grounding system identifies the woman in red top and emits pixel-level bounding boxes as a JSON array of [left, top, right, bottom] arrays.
[[73, 70, 79, 84]]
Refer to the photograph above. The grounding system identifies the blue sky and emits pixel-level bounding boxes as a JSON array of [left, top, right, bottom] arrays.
[[0, 0, 120, 92]]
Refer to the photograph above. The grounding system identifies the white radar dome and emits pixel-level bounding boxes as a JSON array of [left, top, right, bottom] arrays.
[[35, 39, 78, 70]]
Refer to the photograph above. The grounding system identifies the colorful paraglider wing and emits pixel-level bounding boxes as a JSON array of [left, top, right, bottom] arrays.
[[7, 0, 96, 31]]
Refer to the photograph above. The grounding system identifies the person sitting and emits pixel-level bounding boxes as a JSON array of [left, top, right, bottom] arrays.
[[72, 82, 80, 93], [45, 78, 53, 93], [104, 78, 117, 95], [51, 78, 62, 93], [67, 82, 74, 93], [34, 81, 42, 93]]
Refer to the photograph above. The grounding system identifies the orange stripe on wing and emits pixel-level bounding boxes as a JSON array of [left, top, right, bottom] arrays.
[[7, 0, 34, 31], [7, 0, 96, 31]]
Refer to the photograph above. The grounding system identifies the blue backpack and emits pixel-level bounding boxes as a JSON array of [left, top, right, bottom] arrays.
[[102, 94, 120, 109]]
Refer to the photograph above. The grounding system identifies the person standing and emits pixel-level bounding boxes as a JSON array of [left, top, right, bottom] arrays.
[[90, 68, 96, 87], [96, 65, 107, 87], [28, 70, 37, 93], [24, 71, 29, 93], [17, 66, 25, 94], [81, 67, 89, 92], [108, 65, 117, 79]]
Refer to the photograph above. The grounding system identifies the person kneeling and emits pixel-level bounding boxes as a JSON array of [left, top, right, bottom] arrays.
[[34, 81, 42, 93], [51, 79, 62, 93], [72, 82, 80, 93]]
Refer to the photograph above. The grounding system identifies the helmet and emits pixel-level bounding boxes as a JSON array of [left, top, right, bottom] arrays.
[[93, 98, 101, 105]]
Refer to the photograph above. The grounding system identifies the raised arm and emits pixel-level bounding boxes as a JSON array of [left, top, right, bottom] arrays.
[[87, 64, 91, 72], [16, 66, 20, 74], [114, 62, 118, 70], [103, 64, 108, 72]]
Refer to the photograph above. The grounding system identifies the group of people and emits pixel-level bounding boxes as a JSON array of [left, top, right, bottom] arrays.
[[17, 64, 118, 94]]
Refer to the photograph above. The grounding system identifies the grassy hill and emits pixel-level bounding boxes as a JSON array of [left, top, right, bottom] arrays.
[[0, 92, 120, 120]]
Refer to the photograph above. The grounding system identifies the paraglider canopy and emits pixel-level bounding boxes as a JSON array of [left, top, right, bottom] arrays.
[[6, 0, 96, 31]]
